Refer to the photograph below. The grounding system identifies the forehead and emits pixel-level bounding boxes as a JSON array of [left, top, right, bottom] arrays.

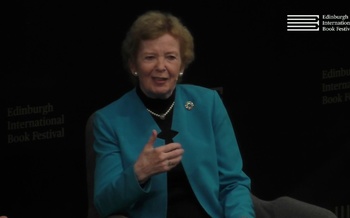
[[139, 33, 180, 52]]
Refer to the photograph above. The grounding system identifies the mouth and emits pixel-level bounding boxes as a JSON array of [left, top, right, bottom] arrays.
[[153, 77, 168, 82]]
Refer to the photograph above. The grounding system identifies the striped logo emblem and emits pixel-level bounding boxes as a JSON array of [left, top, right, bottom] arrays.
[[287, 15, 319, 31]]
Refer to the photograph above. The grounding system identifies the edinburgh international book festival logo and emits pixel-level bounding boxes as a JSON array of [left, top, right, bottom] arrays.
[[287, 14, 350, 31]]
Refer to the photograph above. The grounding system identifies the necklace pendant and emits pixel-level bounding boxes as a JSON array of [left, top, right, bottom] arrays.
[[159, 114, 165, 120]]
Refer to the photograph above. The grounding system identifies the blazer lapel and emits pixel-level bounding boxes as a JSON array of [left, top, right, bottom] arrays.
[[126, 89, 165, 148]]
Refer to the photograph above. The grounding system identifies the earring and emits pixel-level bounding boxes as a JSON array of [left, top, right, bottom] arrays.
[[179, 72, 183, 76], [133, 72, 138, 76]]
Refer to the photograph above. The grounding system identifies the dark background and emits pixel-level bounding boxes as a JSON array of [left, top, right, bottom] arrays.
[[2, 0, 349, 217]]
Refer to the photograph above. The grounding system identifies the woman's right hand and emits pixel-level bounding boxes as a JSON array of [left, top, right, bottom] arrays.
[[134, 129, 184, 184]]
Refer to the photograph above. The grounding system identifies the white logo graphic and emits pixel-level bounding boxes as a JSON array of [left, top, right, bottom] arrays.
[[287, 15, 319, 31]]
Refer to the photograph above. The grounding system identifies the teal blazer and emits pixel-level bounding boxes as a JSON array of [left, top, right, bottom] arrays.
[[93, 84, 255, 218]]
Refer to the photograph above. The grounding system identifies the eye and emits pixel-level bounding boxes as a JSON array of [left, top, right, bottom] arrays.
[[166, 55, 177, 61], [144, 55, 155, 61]]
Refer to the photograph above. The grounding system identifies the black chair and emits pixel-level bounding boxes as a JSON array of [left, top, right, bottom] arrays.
[[85, 112, 127, 218], [85, 112, 337, 218], [251, 194, 337, 218]]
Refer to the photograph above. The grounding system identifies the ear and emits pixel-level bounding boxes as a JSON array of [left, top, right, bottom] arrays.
[[180, 67, 185, 75], [128, 60, 136, 74]]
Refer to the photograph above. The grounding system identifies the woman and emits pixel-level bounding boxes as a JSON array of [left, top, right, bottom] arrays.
[[93, 10, 255, 218]]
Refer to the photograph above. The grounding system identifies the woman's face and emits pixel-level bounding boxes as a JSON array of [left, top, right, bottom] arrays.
[[130, 33, 183, 99]]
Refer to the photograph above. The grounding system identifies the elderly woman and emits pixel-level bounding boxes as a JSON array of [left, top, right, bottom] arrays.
[[92, 10, 255, 218]]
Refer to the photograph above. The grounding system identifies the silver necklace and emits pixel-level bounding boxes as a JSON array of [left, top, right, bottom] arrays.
[[147, 101, 175, 120]]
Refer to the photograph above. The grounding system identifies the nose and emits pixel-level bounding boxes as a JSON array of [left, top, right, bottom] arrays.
[[156, 57, 167, 72]]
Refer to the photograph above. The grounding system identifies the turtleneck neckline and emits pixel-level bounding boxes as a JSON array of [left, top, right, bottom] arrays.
[[136, 85, 176, 115]]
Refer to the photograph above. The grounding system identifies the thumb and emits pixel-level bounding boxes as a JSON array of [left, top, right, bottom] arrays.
[[145, 129, 157, 148]]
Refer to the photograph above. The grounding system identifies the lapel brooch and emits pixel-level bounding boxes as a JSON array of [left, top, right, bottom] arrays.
[[185, 101, 194, 110]]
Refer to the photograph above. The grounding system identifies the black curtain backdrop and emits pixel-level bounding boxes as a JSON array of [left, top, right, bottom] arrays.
[[2, 0, 349, 217]]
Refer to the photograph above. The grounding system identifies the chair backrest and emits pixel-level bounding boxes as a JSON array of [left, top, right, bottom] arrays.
[[251, 194, 337, 218], [85, 112, 100, 218], [85, 112, 128, 218]]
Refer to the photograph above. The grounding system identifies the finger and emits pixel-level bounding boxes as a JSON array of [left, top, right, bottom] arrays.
[[167, 148, 184, 160], [167, 154, 183, 168], [167, 159, 175, 167], [145, 129, 157, 149], [164, 142, 182, 152]]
